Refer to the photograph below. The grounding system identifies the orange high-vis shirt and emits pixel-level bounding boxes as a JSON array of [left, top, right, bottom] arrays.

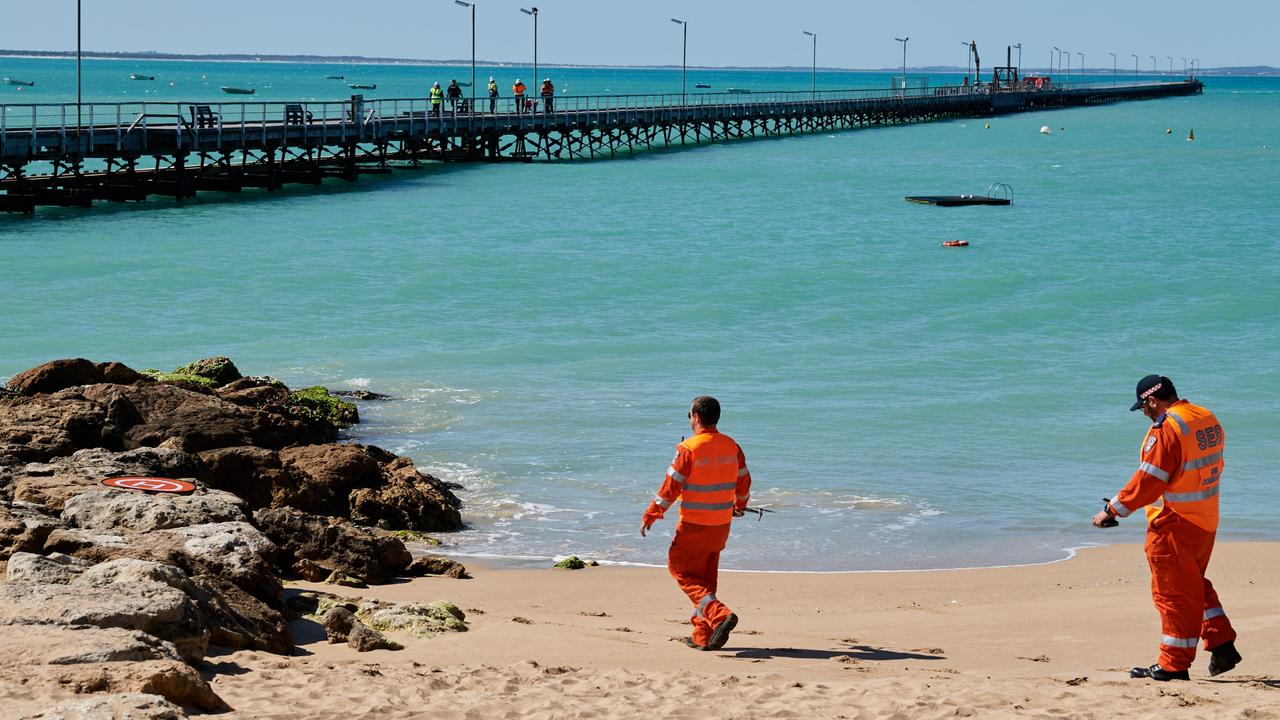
[[644, 429, 750, 527], [1109, 400, 1224, 532]]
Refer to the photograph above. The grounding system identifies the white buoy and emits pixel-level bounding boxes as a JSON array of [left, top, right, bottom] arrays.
[[984, 122, 990, 129], [1039, 125, 1051, 135]]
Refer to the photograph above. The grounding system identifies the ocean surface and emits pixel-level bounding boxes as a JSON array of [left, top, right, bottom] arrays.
[[2, 58, 1277, 571]]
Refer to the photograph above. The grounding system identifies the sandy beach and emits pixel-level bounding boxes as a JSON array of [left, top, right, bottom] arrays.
[[10, 541, 1269, 719]]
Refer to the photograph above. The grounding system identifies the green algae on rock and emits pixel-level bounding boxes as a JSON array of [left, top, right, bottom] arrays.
[[139, 368, 219, 389], [553, 556, 587, 570], [388, 530, 442, 546], [358, 600, 468, 636], [173, 357, 242, 387], [287, 386, 359, 428]]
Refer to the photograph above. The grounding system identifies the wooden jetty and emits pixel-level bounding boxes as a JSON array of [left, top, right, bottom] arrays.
[[0, 78, 1202, 213]]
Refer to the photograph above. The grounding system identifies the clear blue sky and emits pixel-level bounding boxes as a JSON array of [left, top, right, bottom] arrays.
[[5, 0, 1273, 69]]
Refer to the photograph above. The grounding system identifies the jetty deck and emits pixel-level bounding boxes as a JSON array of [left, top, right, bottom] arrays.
[[0, 78, 1201, 213]]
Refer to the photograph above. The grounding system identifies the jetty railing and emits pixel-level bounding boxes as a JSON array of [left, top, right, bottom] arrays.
[[0, 77, 1198, 157]]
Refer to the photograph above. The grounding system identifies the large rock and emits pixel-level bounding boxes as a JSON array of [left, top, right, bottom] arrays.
[[77, 382, 317, 453], [10, 446, 204, 511], [278, 443, 462, 530], [0, 391, 116, 464], [5, 551, 89, 583], [0, 580, 209, 663], [18, 693, 191, 720], [1, 501, 62, 559], [254, 507, 411, 584], [358, 599, 467, 636], [0, 624, 225, 714], [4, 358, 144, 396], [187, 573, 292, 654], [172, 357, 241, 387], [407, 555, 469, 579], [62, 487, 248, 533], [347, 621, 402, 652], [278, 443, 386, 517], [349, 455, 463, 531], [197, 445, 309, 510]]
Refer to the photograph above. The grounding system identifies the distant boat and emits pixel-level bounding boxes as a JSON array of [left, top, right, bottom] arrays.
[[726, 87, 751, 94], [694, 82, 712, 88], [130, 74, 155, 81], [3, 77, 35, 87], [458, 82, 472, 87], [325, 75, 345, 80], [349, 83, 377, 90], [221, 86, 256, 95]]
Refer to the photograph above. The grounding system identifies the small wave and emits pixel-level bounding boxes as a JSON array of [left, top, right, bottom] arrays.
[[341, 376, 372, 388]]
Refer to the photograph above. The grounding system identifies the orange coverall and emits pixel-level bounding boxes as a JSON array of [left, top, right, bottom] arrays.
[[1108, 400, 1236, 672], [643, 429, 751, 648]]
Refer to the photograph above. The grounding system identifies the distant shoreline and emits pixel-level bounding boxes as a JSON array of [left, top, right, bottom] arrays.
[[2, 49, 1276, 76]]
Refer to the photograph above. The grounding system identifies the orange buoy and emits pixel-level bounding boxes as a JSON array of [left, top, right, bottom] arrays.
[[942, 240, 970, 247]]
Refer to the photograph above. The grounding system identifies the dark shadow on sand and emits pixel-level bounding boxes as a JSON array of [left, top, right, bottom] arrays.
[[727, 644, 947, 661]]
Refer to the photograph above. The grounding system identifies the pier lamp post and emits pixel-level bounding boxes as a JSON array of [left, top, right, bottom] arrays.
[[803, 31, 816, 100], [1109, 52, 1117, 87], [75, 0, 82, 131], [454, 0, 476, 107], [962, 42, 972, 85], [1131, 53, 1139, 80], [1077, 52, 1084, 82], [1150, 55, 1157, 77], [1167, 56, 1173, 77], [1013, 43, 1022, 78], [1194, 58, 1200, 76], [895, 37, 909, 95], [671, 18, 687, 105], [520, 7, 538, 102], [1052, 47, 1059, 77], [1181, 57, 1187, 77], [1063, 48, 1069, 85]]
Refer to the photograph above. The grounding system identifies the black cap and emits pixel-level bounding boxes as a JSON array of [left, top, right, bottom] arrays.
[[1130, 374, 1174, 411]]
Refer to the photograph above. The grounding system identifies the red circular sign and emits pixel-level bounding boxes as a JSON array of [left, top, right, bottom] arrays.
[[102, 476, 197, 494]]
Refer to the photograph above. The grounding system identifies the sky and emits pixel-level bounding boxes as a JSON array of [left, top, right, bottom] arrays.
[[3, 0, 1274, 69]]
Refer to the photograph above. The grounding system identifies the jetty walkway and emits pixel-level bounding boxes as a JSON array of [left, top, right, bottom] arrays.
[[0, 78, 1201, 213]]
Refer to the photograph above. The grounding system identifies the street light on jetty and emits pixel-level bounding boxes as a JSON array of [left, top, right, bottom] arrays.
[[1052, 46, 1060, 77], [962, 41, 972, 85], [520, 6, 538, 101], [1181, 57, 1187, 76], [670, 18, 687, 105], [1150, 55, 1157, 76], [895, 37, 909, 95], [802, 31, 817, 100], [1167, 56, 1173, 76], [1131, 53, 1139, 79], [1063, 48, 1070, 85], [1193, 58, 1200, 76], [1109, 52, 1117, 87], [454, 0, 476, 108], [1013, 43, 1022, 78], [1077, 52, 1084, 82], [76, 0, 82, 131]]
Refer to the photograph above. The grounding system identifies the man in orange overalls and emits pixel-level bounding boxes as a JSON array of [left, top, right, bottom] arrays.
[[642, 396, 751, 651], [1093, 375, 1242, 681]]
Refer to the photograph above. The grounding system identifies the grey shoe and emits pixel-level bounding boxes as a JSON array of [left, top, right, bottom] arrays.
[[707, 613, 738, 651]]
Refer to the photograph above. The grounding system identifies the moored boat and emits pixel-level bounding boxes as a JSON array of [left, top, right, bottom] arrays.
[[349, 83, 377, 90], [221, 86, 256, 95], [3, 77, 35, 87], [130, 73, 155, 81]]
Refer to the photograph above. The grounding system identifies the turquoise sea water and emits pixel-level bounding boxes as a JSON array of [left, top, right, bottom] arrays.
[[2, 58, 1278, 571]]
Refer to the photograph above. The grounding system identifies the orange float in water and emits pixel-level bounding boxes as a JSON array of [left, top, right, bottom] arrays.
[[941, 240, 970, 247]]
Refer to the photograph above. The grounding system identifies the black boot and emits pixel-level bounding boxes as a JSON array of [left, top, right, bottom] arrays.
[[1208, 641, 1242, 677], [1130, 663, 1190, 681]]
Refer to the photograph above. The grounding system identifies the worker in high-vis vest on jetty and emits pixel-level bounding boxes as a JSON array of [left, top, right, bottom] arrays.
[[1093, 375, 1242, 681], [641, 396, 751, 651]]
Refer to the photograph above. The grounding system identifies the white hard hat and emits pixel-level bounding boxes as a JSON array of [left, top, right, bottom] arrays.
[[516, 78, 521, 83], [489, 76, 494, 81], [434, 81, 440, 86]]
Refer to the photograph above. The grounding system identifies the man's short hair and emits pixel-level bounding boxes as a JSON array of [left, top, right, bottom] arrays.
[[691, 396, 721, 426]]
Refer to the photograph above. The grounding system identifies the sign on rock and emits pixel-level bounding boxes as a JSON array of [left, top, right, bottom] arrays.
[[102, 476, 197, 494]]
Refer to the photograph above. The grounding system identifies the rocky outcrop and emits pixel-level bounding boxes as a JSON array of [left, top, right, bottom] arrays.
[[9, 447, 206, 510], [359, 600, 467, 636], [320, 605, 400, 651], [20, 693, 191, 719], [0, 355, 469, 707], [0, 625, 225, 713], [4, 358, 145, 397], [254, 507, 411, 584], [278, 443, 462, 531], [350, 455, 462, 531], [1, 501, 61, 559], [197, 445, 309, 509], [0, 578, 209, 663], [62, 488, 247, 533]]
